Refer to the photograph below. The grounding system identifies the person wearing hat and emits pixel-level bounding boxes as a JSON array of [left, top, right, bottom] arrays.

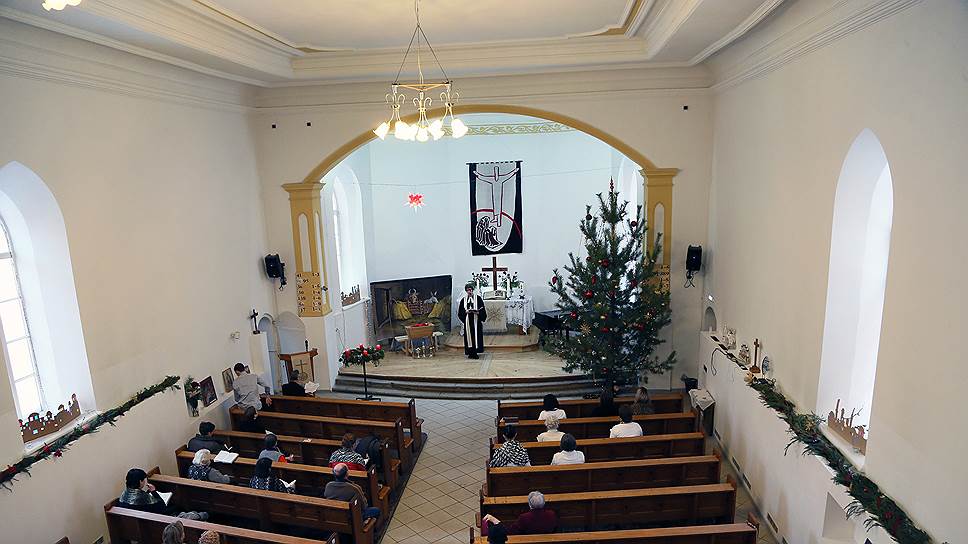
[[457, 283, 488, 359], [188, 449, 231, 483]]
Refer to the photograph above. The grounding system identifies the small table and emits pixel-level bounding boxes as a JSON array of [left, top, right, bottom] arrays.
[[505, 296, 535, 332]]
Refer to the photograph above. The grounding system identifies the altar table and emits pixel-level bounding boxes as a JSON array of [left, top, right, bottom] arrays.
[[505, 296, 535, 330]]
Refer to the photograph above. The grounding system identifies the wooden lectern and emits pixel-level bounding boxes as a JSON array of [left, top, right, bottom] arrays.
[[279, 349, 317, 384]]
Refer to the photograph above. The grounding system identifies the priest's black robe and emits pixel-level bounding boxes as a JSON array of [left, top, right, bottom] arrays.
[[457, 294, 487, 357]]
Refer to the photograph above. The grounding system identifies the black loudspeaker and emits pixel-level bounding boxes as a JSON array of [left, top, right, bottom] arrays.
[[686, 245, 702, 272], [264, 254, 283, 278]]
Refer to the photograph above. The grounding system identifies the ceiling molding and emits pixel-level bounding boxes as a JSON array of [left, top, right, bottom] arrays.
[[572, 0, 652, 38], [639, 0, 704, 59], [0, 5, 268, 87], [711, 0, 921, 90], [687, 0, 785, 65]]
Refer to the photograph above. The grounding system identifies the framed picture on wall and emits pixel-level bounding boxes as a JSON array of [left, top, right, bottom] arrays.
[[221, 368, 234, 393], [199, 376, 218, 407]]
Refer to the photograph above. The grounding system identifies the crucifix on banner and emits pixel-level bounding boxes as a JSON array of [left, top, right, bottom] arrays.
[[474, 163, 520, 249]]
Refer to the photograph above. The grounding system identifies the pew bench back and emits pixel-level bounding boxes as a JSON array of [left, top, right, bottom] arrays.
[[497, 392, 685, 420], [270, 396, 423, 450], [490, 433, 706, 465], [498, 411, 699, 442]]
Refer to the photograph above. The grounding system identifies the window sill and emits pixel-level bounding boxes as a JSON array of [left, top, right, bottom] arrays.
[[339, 297, 369, 311], [818, 422, 866, 470], [23, 410, 100, 454]]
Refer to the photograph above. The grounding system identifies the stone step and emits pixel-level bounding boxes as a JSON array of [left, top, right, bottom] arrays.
[[332, 373, 600, 400]]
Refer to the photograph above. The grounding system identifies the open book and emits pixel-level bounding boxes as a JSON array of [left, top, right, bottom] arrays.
[[157, 491, 173, 506], [281, 479, 296, 490], [213, 450, 239, 464], [304, 381, 320, 394]]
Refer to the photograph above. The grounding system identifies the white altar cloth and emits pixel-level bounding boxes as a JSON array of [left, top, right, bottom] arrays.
[[505, 296, 535, 330], [482, 298, 508, 333]]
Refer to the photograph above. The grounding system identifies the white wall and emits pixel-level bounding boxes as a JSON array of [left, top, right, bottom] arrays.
[[705, 0, 968, 540], [0, 20, 273, 544], [358, 117, 618, 321], [252, 72, 713, 386]]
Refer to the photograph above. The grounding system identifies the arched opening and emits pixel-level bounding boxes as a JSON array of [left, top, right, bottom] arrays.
[[702, 306, 717, 332], [257, 315, 280, 389], [0, 162, 94, 418], [816, 129, 893, 430], [324, 165, 368, 303]]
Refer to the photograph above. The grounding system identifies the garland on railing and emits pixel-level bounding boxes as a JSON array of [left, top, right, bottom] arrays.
[[748, 377, 938, 544], [1, 375, 181, 490]]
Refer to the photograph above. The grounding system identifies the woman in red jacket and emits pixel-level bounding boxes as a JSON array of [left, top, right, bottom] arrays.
[[481, 491, 558, 535]]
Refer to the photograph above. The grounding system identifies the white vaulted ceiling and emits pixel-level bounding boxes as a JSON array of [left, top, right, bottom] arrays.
[[0, 0, 785, 85]]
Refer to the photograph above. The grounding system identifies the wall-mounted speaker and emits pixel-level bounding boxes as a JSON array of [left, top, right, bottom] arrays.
[[264, 254, 287, 290], [686, 245, 702, 272]]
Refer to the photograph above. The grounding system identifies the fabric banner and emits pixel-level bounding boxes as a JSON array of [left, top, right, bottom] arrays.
[[468, 160, 523, 255]]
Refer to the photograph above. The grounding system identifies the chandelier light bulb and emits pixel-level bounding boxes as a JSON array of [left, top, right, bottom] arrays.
[[42, 0, 81, 10], [428, 119, 445, 140], [373, 122, 391, 140], [451, 117, 469, 138], [393, 120, 411, 140], [416, 127, 429, 142]]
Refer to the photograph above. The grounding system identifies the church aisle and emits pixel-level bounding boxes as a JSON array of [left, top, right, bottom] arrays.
[[375, 397, 777, 544]]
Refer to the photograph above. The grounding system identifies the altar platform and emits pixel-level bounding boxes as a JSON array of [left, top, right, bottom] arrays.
[[442, 325, 540, 352]]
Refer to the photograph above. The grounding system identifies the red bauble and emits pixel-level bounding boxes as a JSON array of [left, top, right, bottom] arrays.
[[631, 280, 639, 288], [600, 258, 610, 267], [609, 290, 616, 297], [53, 450, 62, 458], [584, 290, 594, 298], [585, 256, 592, 262], [600, 326, 610, 333], [630, 220, 638, 228], [551, 276, 558, 285], [569, 312, 578, 319], [375, 344, 382, 351], [591, 277, 597, 285], [358, 344, 364, 349], [585, 214, 593, 221], [362, 350, 369, 356]]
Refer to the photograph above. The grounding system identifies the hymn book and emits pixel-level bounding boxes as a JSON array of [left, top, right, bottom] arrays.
[[281, 479, 296, 490], [156, 491, 173, 505], [213, 450, 239, 464]]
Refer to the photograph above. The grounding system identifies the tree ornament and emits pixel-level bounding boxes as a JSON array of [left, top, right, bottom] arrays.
[[600, 326, 610, 333], [585, 213, 593, 221], [584, 290, 594, 298], [630, 220, 638, 228], [551, 276, 558, 285], [52, 450, 62, 458], [600, 314, 606, 320], [599, 258, 610, 268], [591, 277, 597, 285], [569, 311, 578, 319]]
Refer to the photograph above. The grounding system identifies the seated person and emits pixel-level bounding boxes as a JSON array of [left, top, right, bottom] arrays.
[[197, 531, 221, 544], [609, 405, 643, 438], [162, 520, 185, 544], [535, 415, 564, 443], [259, 433, 292, 463], [487, 524, 508, 544], [188, 449, 231, 484], [323, 463, 380, 520], [186, 421, 225, 453], [249, 457, 294, 494], [551, 433, 585, 465], [237, 405, 266, 434], [281, 369, 308, 397], [591, 385, 620, 417], [328, 433, 367, 471], [482, 491, 558, 535], [490, 425, 531, 467], [120, 468, 208, 520], [537, 394, 566, 422], [631, 386, 655, 415], [233, 362, 271, 410], [119, 468, 166, 514]]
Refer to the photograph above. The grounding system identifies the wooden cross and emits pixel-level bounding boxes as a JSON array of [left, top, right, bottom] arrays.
[[482, 256, 507, 289]]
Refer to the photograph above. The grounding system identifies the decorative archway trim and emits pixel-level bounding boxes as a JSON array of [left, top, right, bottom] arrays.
[[300, 104, 667, 184]]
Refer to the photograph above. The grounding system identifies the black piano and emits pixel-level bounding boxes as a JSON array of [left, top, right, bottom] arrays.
[[533, 309, 572, 345]]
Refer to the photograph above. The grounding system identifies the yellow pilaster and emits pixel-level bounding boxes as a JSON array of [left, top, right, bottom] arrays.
[[643, 167, 678, 292], [282, 182, 331, 317]]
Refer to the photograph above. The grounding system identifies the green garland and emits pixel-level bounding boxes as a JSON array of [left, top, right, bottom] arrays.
[[748, 377, 938, 543], [2, 375, 181, 490]]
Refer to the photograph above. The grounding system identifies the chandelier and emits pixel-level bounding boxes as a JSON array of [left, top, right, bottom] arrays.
[[373, 0, 467, 142], [42, 0, 81, 10]]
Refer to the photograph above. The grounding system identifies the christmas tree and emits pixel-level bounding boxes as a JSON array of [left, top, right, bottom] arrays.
[[548, 181, 675, 387]]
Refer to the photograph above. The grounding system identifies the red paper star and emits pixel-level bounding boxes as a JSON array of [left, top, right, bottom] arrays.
[[406, 193, 426, 210]]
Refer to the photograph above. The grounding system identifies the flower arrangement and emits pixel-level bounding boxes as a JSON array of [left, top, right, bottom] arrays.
[[500, 271, 522, 292], [468, 272, 489, 290], [184, 376, 202, 417], [340, 344, 386, 367]]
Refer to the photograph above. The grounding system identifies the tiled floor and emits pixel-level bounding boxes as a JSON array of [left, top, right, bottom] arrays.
[[340, 349, 572, 379], [382, 397, 778, 544]]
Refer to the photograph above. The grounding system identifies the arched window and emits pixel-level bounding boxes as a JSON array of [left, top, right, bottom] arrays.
[[324, 167, 368, 302], [0, 162, 95, 422], [0, 219, 44, 416], [817, 130, 893, 430], [331, 192, 346, 290]]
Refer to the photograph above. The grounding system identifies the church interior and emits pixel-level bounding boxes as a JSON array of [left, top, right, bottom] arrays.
[[0, 1, 964, 543]]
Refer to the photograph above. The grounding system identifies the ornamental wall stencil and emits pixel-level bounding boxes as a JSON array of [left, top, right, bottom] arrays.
[[445, 122, 575, 137]]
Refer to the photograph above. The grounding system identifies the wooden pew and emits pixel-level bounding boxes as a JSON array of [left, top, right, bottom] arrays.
[[485, 454, 721, 496], [104, 504, 338, 544], [271, 396, 424, 451], [467, 524, 758, 544], [479, 480, 737, 530], [174, 446, 390, 519], [497, 411, 699, 442], [230, 407, 413, 469], [212, 429, 400, 490], [490, 433, 707, 465], [497, 392, 685, 420], [146, 468, 376, 544]]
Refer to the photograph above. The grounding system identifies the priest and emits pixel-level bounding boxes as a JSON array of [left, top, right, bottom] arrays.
[[457, 283, 488, 359]]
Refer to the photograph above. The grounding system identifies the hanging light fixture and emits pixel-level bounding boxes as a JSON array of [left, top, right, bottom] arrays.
[[373, 0, 466, 142], [41, 0, 81, 11]]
